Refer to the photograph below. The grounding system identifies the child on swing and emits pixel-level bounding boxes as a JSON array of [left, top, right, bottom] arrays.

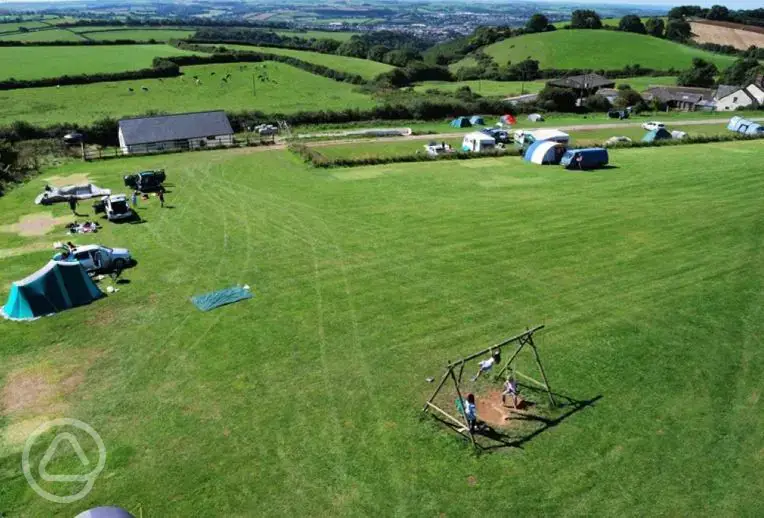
[[502, 374, 519, 409], [471, 349, 501, 382]]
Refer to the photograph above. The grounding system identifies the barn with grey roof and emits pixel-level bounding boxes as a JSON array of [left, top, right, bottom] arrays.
[[118, 110, 234, 155]]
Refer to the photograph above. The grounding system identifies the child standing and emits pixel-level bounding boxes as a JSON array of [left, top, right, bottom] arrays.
[[464, 393, 477, 433], [502, 376, 519, 409], [158, 188, 165, 208]]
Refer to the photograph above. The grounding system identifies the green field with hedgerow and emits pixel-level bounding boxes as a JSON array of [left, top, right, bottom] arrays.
[[198, 43, 395, 79], [0, 62, 378, 126], [1, 140, 764, 516], [453, 30, 738, 72], [0, 28, 85, 42], [0, 45, 196, 81], [80, 29, 195, 41]]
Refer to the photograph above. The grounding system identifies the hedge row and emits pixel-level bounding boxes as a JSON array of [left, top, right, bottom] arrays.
[[288, 142, 521, 168], [0, 39, 174, 47], [604, 132, 764, 149], [0, 59, 180, 91]]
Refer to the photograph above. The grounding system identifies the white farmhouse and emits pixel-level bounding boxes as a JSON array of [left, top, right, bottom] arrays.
[[118, 110, 235, 155], [715, 82, 764, 111]]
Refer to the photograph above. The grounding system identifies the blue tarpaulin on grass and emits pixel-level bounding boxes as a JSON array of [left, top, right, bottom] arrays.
[[191, 286, 252, 312]]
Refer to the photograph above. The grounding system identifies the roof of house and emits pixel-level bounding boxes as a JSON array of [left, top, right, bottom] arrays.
[[642, 86, 715, 104], [714, 84, 739, 100], [504, 93, 538, 104], [118, 110, 234, 146], [547, 74, 615, 90], [597, 88, 619, 98]]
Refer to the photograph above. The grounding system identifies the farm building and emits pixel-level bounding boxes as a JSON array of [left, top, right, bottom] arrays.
[[642, 86, 715, 111], [546, 73, 615, 95], [118, 110, 235, 155], [715, 82, 764, 111]]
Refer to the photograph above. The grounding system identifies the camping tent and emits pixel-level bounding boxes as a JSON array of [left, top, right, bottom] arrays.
[[469, 115, 485, 125], [1, 260, 102, 321], [727, 116, 764, 135], [524, 141, 566, 165], [642, 128, 673, 143], [450, 117, 472, 128], [528, 113, 545, 122], [500, 114, 517, 126]]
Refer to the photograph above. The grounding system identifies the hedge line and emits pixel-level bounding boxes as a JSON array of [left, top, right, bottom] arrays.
[[288, 142, 521, 168], [0, 40, 175, 47], [0, 59, 180, 91]]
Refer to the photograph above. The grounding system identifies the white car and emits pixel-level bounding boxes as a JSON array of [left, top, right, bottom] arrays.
[[57, 244, 132, 273], [642, 121, 666, 131], [93, 194, 134, 221]]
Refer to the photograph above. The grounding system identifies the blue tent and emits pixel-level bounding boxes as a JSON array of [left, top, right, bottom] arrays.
[[524, 140, 566, 165], [469, 115, 485, 125], [642, 128, 673, 143], [450, 117, 472, 128], [727, 116, 764, 135], [2, 261, 102, 321]]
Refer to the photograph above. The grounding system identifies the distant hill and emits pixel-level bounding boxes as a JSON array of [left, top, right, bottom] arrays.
[[452, 30, 738, 72], [690, 20, 764, 51]]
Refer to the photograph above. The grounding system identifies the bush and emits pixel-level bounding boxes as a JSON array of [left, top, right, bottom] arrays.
[[583, 94, 612, 112]]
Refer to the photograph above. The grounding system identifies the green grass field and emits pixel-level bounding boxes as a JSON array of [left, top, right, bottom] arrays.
[[452, 30, 738, 71], [199, 44, 394, 79], [274, 29, 357, 42], [0, 45, 195, 81], [0, 62, 377, 126], [0, 29, 85, 42], [79, 29, 194, 41], [1, 140, 764, 516], [414, 76, 679, 97], [0, 21, 49, 32]]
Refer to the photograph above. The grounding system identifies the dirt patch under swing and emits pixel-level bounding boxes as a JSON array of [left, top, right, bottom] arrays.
[[475, 389, 535, 429], [0, 212, 72, 237]]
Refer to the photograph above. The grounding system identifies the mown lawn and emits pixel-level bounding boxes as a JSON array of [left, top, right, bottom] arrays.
[[198, 43, 394, 79], [1, 141, 763, 517], [0, 45, 195, 81], [0, 62, 378, 126], [452, 30, 738, 71]]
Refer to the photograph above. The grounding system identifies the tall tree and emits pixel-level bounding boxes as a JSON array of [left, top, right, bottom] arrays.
[[526, 13, 550, 33], [719, 58, 763, 86], [706, 5, 730, 21], [618, 15, 647, 34], [665, 19, 692, 42], [645, 17, 666, 38], [668, 5, 703, 19], [570, 9, 603, 29], [677, 58, 719, 87]]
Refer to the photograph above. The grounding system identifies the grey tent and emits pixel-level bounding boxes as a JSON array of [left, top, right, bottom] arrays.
[[469, 115, 485, 125], [642, 128, 673, 143], [528, 113, 545, 122]]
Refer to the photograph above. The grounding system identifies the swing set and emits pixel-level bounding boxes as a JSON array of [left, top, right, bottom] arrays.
[[422, 324, 555, 445]]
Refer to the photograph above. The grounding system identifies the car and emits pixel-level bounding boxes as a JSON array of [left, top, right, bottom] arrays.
[[56, 244, 132, 273], [642, 121, 666, 131], [124, 169, 166, 192], [424, 142, 453, 156], [481, 128, 511, 144], [93, 194, 134, 221], [604, 136, 633, 147]]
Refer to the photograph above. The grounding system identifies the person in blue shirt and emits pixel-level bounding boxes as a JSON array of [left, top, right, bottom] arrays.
[[464, 393, 477, 433]]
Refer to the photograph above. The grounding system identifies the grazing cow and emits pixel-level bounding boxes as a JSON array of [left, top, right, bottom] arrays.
[[128, 88, 134, 92], [141, 87, 149, 92], [211, 72, 216, 76]]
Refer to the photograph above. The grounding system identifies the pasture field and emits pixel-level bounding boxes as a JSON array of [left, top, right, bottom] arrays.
[[690, 20, 764, 51], [80, 29, 195, 41], [0, 62, 377, 126], [413, 76, 678, 97], [199, 43, 394, 79], [452, 30, 738, 71], [1, 140, 764, 516], [0, 45, 195, 81], [275, 29, 357, 42], [0, 29, 85, 42], [0, 21, 49, 32]]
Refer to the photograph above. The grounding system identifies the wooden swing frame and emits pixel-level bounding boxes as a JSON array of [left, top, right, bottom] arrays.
[[422, 325, 555, 445]]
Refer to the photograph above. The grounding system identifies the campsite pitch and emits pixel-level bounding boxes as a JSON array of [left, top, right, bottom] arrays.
[[1, 141, 764, 515]]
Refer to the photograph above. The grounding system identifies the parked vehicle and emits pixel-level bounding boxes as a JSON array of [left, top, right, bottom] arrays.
[[56, 244, 132, 273], [462, 132, 496, 153], [424, 142, 453, 156], [62, 132, 84, 145], [560, 148, 609, 170], [481, 128, 511, 144], [124, 170, 166, 192], [93, 195, 134, 221], [604, 136, 633, 147], [607, 109, 630, 120], [642, 121, 665, 131]]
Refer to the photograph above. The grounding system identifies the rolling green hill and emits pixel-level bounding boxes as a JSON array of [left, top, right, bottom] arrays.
[[0, 62, 377, 125], [453, 30, 738, 71], [0, 28, 85, 42], [81, 29, 195, 41]]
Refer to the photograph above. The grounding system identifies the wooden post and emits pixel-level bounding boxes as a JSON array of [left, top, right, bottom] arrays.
[[494, 340, 526, 379], [528, 334, 556, 407], [449, 368, 475, 447], [456, 361, 465, 385]]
